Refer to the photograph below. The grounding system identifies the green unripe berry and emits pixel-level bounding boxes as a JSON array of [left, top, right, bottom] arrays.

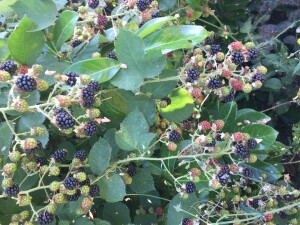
[[9, 151, 21, 162], [20, 211, 30, 220], [53, 193, 66, 204], [17, 195, 32, 206], [2, 178, 13, 189], [50, 181, 60, 192], [75, 172, 87, 182], [3, 163, 17, 175], [11, 214, 21, 222], [81, 185, 90, 195], [26, 161, 37, 171], [46, 203, 57, 214]]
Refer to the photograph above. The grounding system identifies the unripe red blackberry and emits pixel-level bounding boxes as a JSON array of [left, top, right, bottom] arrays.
[[167, 141, 177, 151], [215, 120, 225, 130], [199, 120, 211, 131], [98, 15, 108, 26], [230, 41, 243, 51]]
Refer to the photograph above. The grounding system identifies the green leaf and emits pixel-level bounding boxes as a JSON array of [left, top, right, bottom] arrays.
[[0, 0, 16, 15], [8, 16, 45, 65], [134, 214, 157, 225], [167, 193, 198, 225], [129, 169, 155, 194], [11, 0, 57, 31], [73, 34, 100, 62], [54, 0, 68, 11], [236, 109, 270, 124], [263, 78, 282, 90], [93, 218, 111, 225], [103, 202, 131, 225], [111, 29, 165, 90], [240, 124, 278, 150], [242, 160, 282, 182], [88, 138, 112, 175], [137, 16, 176, 39], [159, 0, 177, 11], [144, 25, 209, 54], [115, 109, 156, 152], [158, 88, 194, 122], [213, 102, 237, 132], [104, 129, 120, 159], [140, 69, 178, 99], [0, 121, 14, 160], [293, 62, 300, 75], [99, 174, 126, 202], [53, 10, 79, 49], [64, 58, 121, 83], [17, 112, 45, 131], [74, 218, 93, 225], [0, 39, 9, 60]]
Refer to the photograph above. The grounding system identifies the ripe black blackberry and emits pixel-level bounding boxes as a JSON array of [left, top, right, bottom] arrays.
[[63, 177, 78, 190], [247, 139, 258, 149], [261, 196, 268, 201], [74, 150, 87, 161], [82, 99, 95, 108], [87, 80, 101, 92], [185, 181, 196, 194], [152, 10, 160, 18], [71, 39, 82, 48], [0, 61, 17, 74], [55, 110, 75, 129], [136, 0, 149, 11], [4, 184, 19, 197], [65, 71, 79, 86], [182, 218, 192, 225], [26, 140, 42, 154], [248, 48, 259, 60], [35, 156, 48, 166], [283, 194, 294, 202], [235, 144, 250, 159], [37, 211, 54, 225], [52, 149, 67, 163], [231, 51, 244, 65], [66, 190, 81, 201], [169, 130, 181, 142], [161, 97, 171, 105], [251, 73, 265, 82], [226, 201, 234, 211], [84, 121, 97, 136], [89, 184, 100, 197], [208, 77, 221, 89], [54, 108, 66, 116], [79, 177, 90, 187], [250, 199, 259, 208], [127, 165, 137, 177], [82, 86, 95, 102], [186, 68, 200, 82], [243, 168, 253, 177], [204, 37, 213, 45], [220, 164, 230, 174], [88, 0, 99, 9], [210, 44, 221, 55], [222, 91, 235, 102], [107, 51, 117, 60], [16, 75, 37, 92], [217, 172, 229, 186]]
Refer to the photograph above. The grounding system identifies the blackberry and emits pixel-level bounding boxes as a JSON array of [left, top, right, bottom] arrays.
[[82, 86, 95, 102], [182, 218, 192, 225], [204, 37, 213, 45], [16, 75, 37, 92], [283, 194, 294, 202], [79, 177, 90, 187], [217, 172, 229, 186], [89, 184, 100, 197], [161, 97, 171, 105], [26, 140, 42, 154], [235, 144, 250, 159], [4, 184, 19, 197], [250, 199, 259, 208], [220, 164, 230, 174], [55, 109, 75, 129], [66, 190, 81, 201], [251, 73, 265, 82], [74, 150, 87, 161], [183, 120, 191, 130], [187, 68, 200, 82], [243, 168, 253, 177], [127, 165, 137, 177], [152, 10, 160, 18], [278, 211, 287, 219], [248, 48, 259, 60], [53, 108, 66, 116], [226, 201, 234, 211], [84, 121, 97, 136], [208, 77, 221, 89], [231, 51, 244, 65], [0, 61, 17, 74], [210, 44, 221, 55], [185, 181, 196, 194], [168, 130, 181, 142], [88, 0, 99, 9], [222, 91, 235, 102], [63, 177, 78, 190], [71, 39, 82, 48], [52, 149, 67, 163], [136, 0, 149, 11], [35, 156, 48, 166], [216, 203, 223, 211], [98, 15, 108, 26], [247, 139, 258, 149], [82, 99, 95, 108], [261, 196, 268, 201], [87, 80, 101, 92], [65, 71, 79, 86], [37, 211, 54, 225], [107, 51, 117, 60]]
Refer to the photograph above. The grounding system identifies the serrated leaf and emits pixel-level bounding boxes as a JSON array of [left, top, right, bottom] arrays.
[[144, 25, 208, 54], [89, 138, 112, 175], [0, 121, 14, 160], [53, 10, 79, 49], [263, 78, 282, 90], [111, 29, 165, 90], [8, 16, 44, 65], [115, 109, 156, 152], [64, 58, 121, 83], [11, 0, 57, 31], [240, 124, 278, 150], [129, 169, 155, 194], [104, 129, 120, 159], [103, 202, 131, 225], [17, 112, 45, 132], [99, 174, 126, 202], [158, 88, 194, 122], [236, 109, 270, 124], [0, 39, 9, 60]]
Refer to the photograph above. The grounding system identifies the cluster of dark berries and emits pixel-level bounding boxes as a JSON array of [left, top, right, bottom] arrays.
[[64, 71, 79, 86], [136, 0, 149, 12], [84, 121, 97, 136], [88, 0, 99, 9], [187, 68, 200, 82], [71, 39, 82, 48], [168, 130, 181, 142], [16, 74, 37, 92], [185, 181, 196, 194], [37, 211, 54, 225], [54, 108, 75, 130], [107, 51, 117, 60], [0, 60, 17, 74], [52, 149, 67, 163]]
